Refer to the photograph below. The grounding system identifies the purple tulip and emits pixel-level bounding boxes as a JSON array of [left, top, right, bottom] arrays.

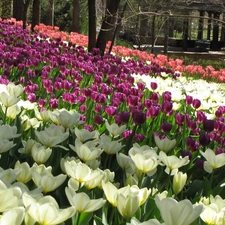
[[196, 111, 206, 123], [123, 130, 132, 139], [150, 92, 159, 103], [185, 95, 193, 105], [175, 113, 185, 126], [215, 108, 223, 118], [134, 133, 145, 142], [215, 148, 225, 155], [162, 101, 173, 114], [144, 99, 152, 109], [199, 133, 210, 146], [181, 150, 192, 160], [38, 99, 46, 107], [84, 125, 93, 132], [94, 115, 103, 125], [27, 93, 36, 102], [192, 99, 201, 109], [127, 95, 138, 107], [115, 111, 130, 125], [203, 119, 215, 132], [196, 159, 204, 169], [132, 109, 146, 125], [49, 98, 59, 109], [150, 82, 158, 90], [79, 105, 87, 113], [163, 91, 172, 101], [94, 104, 102, 113], [186, 137, 196, 148], [19, 76, 25, 84], [96, 94, 106, 104], [105, 106, 117, 116], [146, 105, 160, 118], [137, 82, 145, 91], [161, 122, 172, 132]]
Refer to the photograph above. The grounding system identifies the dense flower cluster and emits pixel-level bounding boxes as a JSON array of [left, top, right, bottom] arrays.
[[0, 18, 225, 225]]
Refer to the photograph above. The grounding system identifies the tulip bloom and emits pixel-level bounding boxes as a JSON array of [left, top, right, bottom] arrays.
[[0, 125, 20, 140], [70, 139, 103, 162], [132, 110, 146, 125], [35, 124, 69, 148], [100, 134, 124, 154], [127, 218, 163, 225], [54, 109, 83, 128], [65, 187, 106, 213], [129, 147, 158, 176], [0, 139, 16, 154], [32, 171, 67, 193], [200, 206, 220, 225], [0, 207, 25, 225], [15, 161, 32, 183], [63, 160, 93, 183], [173, 171, 187, 195], [200, 148, 225, 173], [155, 196, 203, 225], [0, 83, 23, 107], [0, 180, 22, 212], [159, 151, 189, 175], [192, 98, 201, 109], [116, 152, 135, 174], [23, 193, 75, 225], [105, 121, 127, 138], [74, 128, 99, 143], [154, 134, 176, 153], [31, 142, 52, 164], [102, 181, 150, 218]]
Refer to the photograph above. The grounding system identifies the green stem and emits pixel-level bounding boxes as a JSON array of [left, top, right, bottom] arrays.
[[138, 172, 144, 188], [3, 106, 8, 124], [108, 207, 116, 225], [74, 212, 81, 225], [210, 170, 214, 191]]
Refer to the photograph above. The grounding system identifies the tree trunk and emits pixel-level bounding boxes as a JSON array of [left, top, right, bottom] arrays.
[[96, 0, 120, 55], [88, 0, 96, 52], [139, 0, 149, 39], [182, 16, 189, 51], [71, 0, 80, 32], [207, 11, 212, 40], [23, 0, 31, 29], [151, 14, 156, 53], [197, 10, 204, 40], [108, 1, 127, 54], [212, 12, 220, 50], [13, 0, 24, 21], [164, 15, 169, 55], [1, 0, 12, 19], [169, 16, 174, 38], [46, 0, 54, 26], [31, 0, 41, 31]]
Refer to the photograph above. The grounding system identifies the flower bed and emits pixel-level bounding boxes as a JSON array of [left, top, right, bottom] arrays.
[[0, 19, 225, 225]]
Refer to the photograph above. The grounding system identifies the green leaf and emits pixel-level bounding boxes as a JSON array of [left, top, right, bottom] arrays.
[[93, 215, 104, 225], [76, 212, 93, 225], [183, 179, 203, 199], [202, 178, 212, 197]]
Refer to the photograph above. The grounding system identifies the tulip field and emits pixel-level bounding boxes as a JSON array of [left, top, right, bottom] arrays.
[[1, 18, 225, 225]]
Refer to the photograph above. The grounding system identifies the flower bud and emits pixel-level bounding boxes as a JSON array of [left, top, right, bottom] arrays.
[[173, 171, 187, 195]]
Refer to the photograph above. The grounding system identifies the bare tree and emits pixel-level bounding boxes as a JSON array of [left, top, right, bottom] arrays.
[[96, 0, 121, 55], [31, 0, 41, 31], [23, 0, 31, 29], [88, 0, 97, 52], [71, 0, 80, 32], [46, 0, 54, 27]]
